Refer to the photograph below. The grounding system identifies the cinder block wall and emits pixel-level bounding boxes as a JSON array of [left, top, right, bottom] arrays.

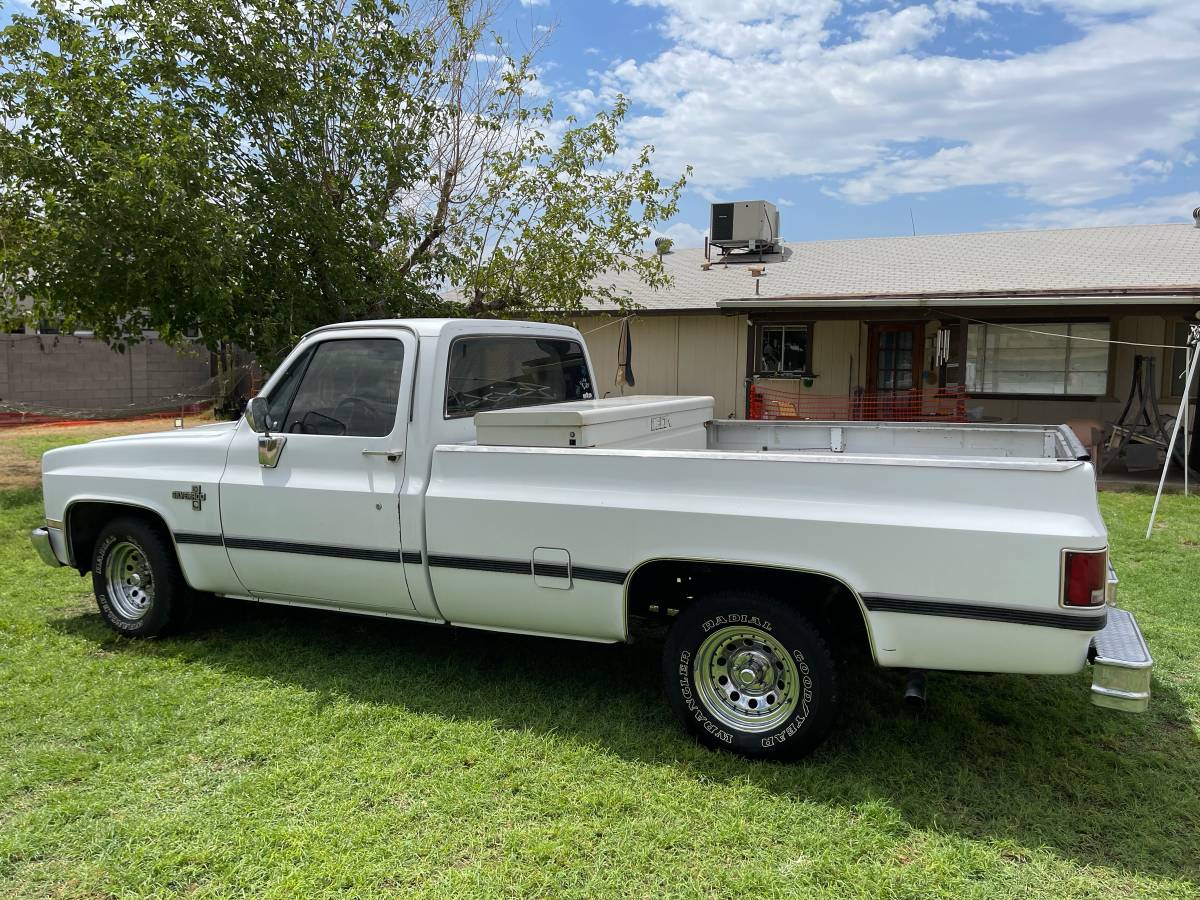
[[0, 334, 212, 412]]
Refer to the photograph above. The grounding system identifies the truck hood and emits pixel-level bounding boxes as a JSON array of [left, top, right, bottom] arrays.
[[42, 419, 240, 474], [86, 419, 240, 446]]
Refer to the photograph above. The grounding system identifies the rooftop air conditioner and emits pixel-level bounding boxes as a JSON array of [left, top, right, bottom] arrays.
[[709, 200, 780, 252]]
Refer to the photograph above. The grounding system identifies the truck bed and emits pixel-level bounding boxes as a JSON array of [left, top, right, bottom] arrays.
[[428, 414, 1107, 672], [708, 420, 1089, 462], [473, 398, 1090, 464]]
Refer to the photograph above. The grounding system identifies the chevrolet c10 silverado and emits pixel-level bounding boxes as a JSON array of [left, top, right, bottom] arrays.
[[31, 318, 1153, 759]]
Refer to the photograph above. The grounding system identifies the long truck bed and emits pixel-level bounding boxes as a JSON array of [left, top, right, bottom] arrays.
[[428, 417, 1108, 674]]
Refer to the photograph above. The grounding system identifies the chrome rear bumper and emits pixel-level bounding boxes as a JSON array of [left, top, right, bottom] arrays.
[[30, 526, 63, 568], [1090, 606, 1152, 713]]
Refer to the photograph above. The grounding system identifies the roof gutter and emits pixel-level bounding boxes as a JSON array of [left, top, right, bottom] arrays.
[[716, 293, 1200, 310]]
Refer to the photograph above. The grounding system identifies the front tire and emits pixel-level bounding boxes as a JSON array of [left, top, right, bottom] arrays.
[[91, 517, 192, 637], [663, 590, 839, 760]]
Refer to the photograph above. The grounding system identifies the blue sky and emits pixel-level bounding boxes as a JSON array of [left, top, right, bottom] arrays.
[[5, 0, 1198, 247], [495, 0, 1200, 245]]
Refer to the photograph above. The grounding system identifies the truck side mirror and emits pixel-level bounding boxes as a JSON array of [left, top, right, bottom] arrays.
[[245, 396, 287, 468], [245, 396, 270, 434]]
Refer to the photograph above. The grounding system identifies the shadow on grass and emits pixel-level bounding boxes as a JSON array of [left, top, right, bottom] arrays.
[[54, 598, 1200, 883]]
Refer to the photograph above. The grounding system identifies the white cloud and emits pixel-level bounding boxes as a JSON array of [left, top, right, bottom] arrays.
[[561, 87, 599, 116], [1007, 191, 1200, 229], [647, 220, 707, 250], [592, 0, 1200, 215], [626, 0, 840, 59], [832, 5, 941, 63], [934, 0, 990, 20]]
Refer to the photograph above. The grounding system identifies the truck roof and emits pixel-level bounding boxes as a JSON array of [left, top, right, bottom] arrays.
[[304, 318, 583, 339]]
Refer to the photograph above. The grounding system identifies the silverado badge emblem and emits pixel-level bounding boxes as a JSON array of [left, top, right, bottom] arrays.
[[172, 484, 207, 511]]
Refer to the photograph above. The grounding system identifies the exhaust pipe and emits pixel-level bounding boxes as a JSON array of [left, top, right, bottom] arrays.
[[903, 670, 927, 710]]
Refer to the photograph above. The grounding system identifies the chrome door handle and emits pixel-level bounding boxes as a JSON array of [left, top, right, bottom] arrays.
[[362, 449, 404, 461]]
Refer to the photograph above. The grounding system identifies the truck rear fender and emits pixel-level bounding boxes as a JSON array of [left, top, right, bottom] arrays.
[[624, 558, 877, 662]]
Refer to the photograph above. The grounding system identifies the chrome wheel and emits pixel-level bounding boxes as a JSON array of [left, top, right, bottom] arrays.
[[694, 625, 803, 732], [104, 540, 155, 621]]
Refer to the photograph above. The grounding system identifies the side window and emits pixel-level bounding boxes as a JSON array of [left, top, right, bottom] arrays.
[[445, 336, 592, 418], [276, 339, 405, 436], [264, 346, 315, 431]]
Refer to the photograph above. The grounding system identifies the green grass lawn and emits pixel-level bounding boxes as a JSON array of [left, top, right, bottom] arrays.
[[1, 439, 1198, 897]]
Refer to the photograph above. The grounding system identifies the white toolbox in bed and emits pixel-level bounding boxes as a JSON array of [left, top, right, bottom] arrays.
[[474, 395, 714, 450]]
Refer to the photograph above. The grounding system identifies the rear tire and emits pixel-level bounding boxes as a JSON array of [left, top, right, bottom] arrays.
[[663, 590, 839, 760], [91, 517, 192, 637]]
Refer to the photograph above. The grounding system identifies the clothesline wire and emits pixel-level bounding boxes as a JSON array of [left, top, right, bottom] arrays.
[[581, 310, 1196, 350], [575, 314, 635, 337], [930, 307, 1196, 350]]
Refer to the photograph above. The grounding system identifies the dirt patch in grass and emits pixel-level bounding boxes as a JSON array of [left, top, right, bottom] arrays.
[[0, 445, 42, 491], [0, 416, 213, 490]]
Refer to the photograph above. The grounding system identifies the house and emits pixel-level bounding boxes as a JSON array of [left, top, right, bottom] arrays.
[[573, 221, 1200, 440]]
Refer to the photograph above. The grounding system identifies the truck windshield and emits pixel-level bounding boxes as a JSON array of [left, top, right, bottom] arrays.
[[445, 336, 593, 419]]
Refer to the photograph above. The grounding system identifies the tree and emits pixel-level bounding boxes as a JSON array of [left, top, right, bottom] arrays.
[[0, 1, 687, 362], [450, 96, 689, 317]]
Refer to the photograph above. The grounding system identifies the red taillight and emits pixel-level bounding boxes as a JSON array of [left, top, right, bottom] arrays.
[[1063, 550, 1107, 607]]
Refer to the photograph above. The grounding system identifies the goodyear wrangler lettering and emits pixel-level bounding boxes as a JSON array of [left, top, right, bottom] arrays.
[[678, 650, 733, 744]]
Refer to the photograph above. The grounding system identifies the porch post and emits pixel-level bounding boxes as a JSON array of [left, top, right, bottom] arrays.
[[956, 317, 969, 389]]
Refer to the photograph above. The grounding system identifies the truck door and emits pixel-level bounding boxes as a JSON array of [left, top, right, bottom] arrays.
[[219, 330, 417, 612]]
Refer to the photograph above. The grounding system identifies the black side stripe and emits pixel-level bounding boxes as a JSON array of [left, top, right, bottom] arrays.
[[174, 534, 626, 585], [530, 562, 626, 584], [223, 536, 404, 564], [863, 595, 1107, 632], [572, 565, 629, 585], [429, 553, 628, 585], [427, 554, 530, 576], [174, 532, 224, 547]]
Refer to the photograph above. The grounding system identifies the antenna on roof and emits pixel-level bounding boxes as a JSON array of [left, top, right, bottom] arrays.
[[909, 208, 917, 236]]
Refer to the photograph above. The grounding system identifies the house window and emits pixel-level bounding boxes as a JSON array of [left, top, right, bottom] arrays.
[[966, 321, 1110, 396], [757, 324, 811, 376]]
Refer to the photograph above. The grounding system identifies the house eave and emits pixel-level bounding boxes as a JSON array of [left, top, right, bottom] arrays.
[[716, 291, 1200, 311]]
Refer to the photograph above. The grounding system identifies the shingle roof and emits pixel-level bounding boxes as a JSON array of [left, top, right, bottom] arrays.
[[590, 223, 1200, 311]]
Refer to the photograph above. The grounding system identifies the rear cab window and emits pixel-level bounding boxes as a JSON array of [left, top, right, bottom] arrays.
[[445, 336, 593, 419]]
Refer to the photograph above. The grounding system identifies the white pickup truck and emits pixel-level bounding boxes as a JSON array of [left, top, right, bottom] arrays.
[[31, 318, 1152, 759]]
